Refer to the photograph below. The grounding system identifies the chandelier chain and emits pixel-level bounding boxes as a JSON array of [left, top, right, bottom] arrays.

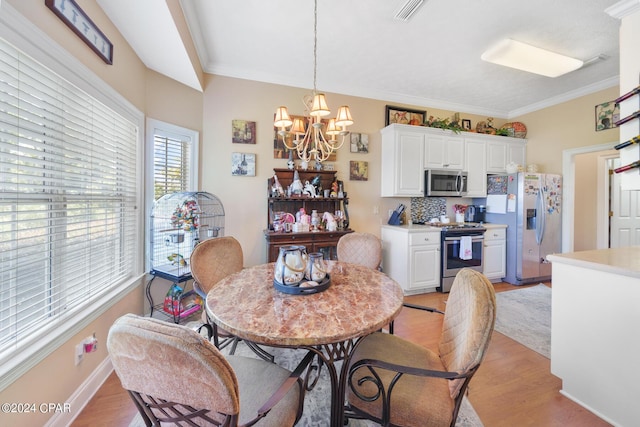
[[313, 0, 318, 93]]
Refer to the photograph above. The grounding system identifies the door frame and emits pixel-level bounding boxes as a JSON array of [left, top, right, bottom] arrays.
[[561, 142, 617, 253]]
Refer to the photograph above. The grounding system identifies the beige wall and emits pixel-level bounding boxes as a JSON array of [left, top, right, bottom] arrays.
[[514, 86, 620, 174], [200, 75, 620, 265], [200, 74, 498, 266]]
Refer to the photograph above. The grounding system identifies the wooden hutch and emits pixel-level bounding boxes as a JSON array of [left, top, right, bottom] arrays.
[[265, 168, 352, 262]]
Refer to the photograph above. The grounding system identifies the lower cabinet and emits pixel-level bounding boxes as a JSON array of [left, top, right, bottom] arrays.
[[483, 226, 506, 282], [264, 230, 353, 262], [381, 225, 441, 295]]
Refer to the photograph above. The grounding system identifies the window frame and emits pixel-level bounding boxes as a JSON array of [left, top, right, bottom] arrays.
[[145, 118, 199, 272], [0, 2, 145, 391]]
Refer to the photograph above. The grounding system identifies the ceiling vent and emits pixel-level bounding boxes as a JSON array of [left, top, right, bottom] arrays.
[[394, 0, 425, 21]]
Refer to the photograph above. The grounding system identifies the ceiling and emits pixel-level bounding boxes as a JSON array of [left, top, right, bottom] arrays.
[[98, 0, 622, 119]]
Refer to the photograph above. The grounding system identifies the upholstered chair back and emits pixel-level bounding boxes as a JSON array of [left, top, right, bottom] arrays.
[[107, 314, 239, 423], [336, 232, 383, 270], [438, 268, 496, 398], [190, 236, 244, 296]]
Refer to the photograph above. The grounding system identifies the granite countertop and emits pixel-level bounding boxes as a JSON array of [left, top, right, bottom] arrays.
[[206, 261, 404, 347], [547, 247, 640, 279]]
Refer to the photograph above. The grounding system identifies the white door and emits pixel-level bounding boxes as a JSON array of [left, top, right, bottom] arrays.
[[610, 160, 640, 247]]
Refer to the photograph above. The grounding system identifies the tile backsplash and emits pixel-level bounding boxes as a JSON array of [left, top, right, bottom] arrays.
[[410, 197, 446, 223]]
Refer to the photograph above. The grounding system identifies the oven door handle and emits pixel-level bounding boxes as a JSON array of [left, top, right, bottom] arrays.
[[444, 236, 484, 241]]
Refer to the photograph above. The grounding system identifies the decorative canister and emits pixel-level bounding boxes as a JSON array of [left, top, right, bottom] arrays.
[[274, 245, 307, 285], [305, 252, 327, 282]]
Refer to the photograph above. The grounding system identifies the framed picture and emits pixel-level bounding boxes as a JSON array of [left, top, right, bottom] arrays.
[[461, 119, 472, 130], [232, 120, 256, 144], [350, 133, 369, 153], [231, 152, 256, 176], [385, 105, 426, 126], [349, 160, 368, 181], [595, 101, 620, 131], [273, 115, 336, 161], [45, 0, 113, 64]]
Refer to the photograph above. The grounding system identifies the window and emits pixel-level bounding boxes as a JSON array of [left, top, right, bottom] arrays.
[[145, 119, 198, 269], [147, 120, 198, 201], [0, 28, 143, 386]]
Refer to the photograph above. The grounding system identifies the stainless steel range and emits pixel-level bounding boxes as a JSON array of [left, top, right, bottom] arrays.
[[434, 224, 486, 292]]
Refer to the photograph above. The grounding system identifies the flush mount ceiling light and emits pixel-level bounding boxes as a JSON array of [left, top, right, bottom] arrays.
[[481, 39, 584, 78]]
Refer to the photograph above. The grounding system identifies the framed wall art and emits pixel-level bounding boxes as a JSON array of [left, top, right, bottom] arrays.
[[461, 119, 472, 130], [595, 101, 620, 131], [385, 105, 426, 126], [349, 160, 368, 181], [232, 120, 256, 144], [45, 0, 113, 64], [231, 153, 256, 176], [350, 133, 369, 153]]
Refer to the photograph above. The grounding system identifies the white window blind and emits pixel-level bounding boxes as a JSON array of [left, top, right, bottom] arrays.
[[153, 134, 191, 200], [0, 38, 139, 359]]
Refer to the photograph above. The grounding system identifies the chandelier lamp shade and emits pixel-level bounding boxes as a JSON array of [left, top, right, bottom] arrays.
[[273, 0, 354, 163]]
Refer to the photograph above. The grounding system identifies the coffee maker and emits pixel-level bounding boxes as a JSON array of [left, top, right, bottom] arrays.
[[465, 205, 486, 223]]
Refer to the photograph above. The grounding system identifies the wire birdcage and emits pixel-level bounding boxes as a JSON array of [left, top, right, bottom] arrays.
[[150, 191, 225, 280]]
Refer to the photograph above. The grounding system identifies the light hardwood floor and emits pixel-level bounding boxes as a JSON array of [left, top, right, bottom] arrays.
[[71, 282, 611, 427]]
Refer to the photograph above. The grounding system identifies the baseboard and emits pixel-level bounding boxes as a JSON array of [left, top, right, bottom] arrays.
[[44, 356, 113, 427], [558, 389, 617, 426]]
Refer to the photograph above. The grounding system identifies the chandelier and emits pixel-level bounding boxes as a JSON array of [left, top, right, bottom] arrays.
[[273, 0, 353, 164]]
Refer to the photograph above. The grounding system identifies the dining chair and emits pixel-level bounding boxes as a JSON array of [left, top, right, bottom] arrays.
[[344, 268, 496, 427], [107, 314, 313, 427], [190, 236, 274, 362], [336, 232, 382, 271]]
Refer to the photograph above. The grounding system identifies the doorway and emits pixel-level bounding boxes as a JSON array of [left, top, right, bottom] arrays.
[[562, 142, 617, 253]]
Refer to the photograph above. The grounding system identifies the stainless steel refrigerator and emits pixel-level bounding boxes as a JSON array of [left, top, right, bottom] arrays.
[[484, 172, 562, 285]]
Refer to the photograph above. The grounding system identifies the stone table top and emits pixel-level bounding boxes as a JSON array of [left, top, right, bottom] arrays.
[[205, 261, 404, 347]]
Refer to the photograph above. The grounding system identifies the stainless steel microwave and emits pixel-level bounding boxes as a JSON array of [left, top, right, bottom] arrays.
[[425, 169, 468, 197]]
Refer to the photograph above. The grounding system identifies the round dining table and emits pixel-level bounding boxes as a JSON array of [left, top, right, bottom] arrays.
[[205, 260, 404, 427]]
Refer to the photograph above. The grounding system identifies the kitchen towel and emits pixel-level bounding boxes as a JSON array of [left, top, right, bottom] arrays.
[[460, 236, 472, 260]]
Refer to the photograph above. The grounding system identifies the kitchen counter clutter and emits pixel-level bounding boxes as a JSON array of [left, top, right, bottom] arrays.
[[547, 247, 640, 426]]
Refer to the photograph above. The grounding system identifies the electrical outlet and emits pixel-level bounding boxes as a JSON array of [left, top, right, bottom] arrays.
[[75, 343, 84, 365], [373, 205, 379, 215]]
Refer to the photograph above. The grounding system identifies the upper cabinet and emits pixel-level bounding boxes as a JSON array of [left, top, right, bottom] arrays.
[[424, 133, 465, 170], [381, 124, 426, 197], [486, 137, 526, 174], [464, 137, 487, 197], [381, 124, 526, 197]]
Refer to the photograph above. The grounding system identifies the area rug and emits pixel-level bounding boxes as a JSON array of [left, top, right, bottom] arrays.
[[494, 284, 551, 358], [128, 340, 483, 427]]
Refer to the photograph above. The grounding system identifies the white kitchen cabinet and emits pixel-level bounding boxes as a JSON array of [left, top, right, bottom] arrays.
[[483, 226, 506, 282], [381, 225, 440, 295], [464, 137, 487, 197], [486, 137, 527, 173], [380, 124, 425, 197], [381, 124, 526, 197], [424, 132, 465, 170]]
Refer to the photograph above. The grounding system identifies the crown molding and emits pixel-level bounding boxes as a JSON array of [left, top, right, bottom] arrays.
[[606, 0, 640, 19]]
